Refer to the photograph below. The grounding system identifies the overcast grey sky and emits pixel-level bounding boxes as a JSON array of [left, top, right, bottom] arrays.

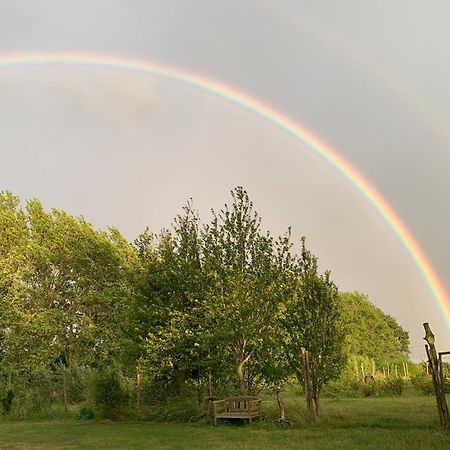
[[1, 0, 450, 355]]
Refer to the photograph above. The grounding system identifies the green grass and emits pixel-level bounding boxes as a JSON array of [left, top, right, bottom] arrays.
[[1, 395, 449, 449]]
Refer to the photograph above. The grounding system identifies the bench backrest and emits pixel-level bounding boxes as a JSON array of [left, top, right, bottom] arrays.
[[225, 396, 259, 412]]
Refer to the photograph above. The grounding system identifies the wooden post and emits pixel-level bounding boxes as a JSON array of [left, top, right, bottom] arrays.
[[423, 323, 450, 431], [301, 347, 315, 418], [62, 364, 68, 409], [361, 363, 366, 380], [136, 364, 142, 416], [354, 359, 359, 382]]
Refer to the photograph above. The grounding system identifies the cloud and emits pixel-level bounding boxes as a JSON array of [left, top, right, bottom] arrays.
[[0, 67, 161, 127]]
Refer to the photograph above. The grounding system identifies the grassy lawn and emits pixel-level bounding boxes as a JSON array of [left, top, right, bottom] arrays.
[[0, 395, 449, 449]]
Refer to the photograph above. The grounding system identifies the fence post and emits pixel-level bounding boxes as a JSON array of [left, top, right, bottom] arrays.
[[423, 323, 450, 431]]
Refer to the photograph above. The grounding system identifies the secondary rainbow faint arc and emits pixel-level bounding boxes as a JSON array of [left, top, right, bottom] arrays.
[[1, 52, 449, 328]]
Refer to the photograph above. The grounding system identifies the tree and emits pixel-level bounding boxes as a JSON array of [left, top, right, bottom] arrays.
[[0, 192, 32, 387], [0, 193, 136, 406], [284, 238, 344, 414], [141, 202, 211, 394], [24, 202, 131, 370], [202, 187, 289, 394], [338, 291, 410, 366]]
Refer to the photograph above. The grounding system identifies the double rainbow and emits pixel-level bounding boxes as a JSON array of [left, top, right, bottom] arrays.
[[1, 52, 448, 329]]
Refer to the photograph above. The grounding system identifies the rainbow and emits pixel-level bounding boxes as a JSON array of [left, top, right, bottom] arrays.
[[1, 52, 449, 328]]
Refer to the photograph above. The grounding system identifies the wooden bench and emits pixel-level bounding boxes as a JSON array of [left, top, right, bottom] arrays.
[[213, 396, 261, 425]]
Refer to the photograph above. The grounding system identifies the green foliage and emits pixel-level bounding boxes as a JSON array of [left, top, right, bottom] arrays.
[[411, 372, 434, 395], [361, 380, 377, 397], [384, 377, 404, 396], [1, 390, 14, 415], [283, 238, 345, 413], [338, 292, 410, 366], [1, 191, 136, 372], [201, 187, 292, 393], [1, 188, 416, 420], [91, 369, 127, 419], [139, 188, 293, 396], [76, 407, 95, 420]]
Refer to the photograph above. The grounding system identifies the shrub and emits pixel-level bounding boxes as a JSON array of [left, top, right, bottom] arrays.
[[76, 407, 95, 420], [411, 372, 434, 395], [361, 381, 377, 397], [384, 377, 404, 395], [1, 390, 14, 415], [91, 369, 127, 419]]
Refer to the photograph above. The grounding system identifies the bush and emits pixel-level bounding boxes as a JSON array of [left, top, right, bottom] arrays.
[[61, 365, 90, 404], [76, 407, 95, 420], [361, 381, 377, 397], [384, 377, 404, 395], [91, 369, 127, 419], [1, 390, 14, 415], [411, 372, 434, 395]]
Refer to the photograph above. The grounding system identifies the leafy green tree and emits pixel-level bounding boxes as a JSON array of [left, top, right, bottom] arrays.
[[338, 291, 410, 366], [202, 187, 289, 394], [141, 202, 210, 394], [284, 238, 344, 414], [24, 202, 130, 369], [0, 192, 32, 385], [1, 193, 136, 406]]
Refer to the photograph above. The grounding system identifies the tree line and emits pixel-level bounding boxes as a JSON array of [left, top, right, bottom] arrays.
[[0, 187, 409, 416]]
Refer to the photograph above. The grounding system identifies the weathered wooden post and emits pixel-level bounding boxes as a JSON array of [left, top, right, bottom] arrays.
[[136, 364, 142, 416], [423, 323, 450, 431]]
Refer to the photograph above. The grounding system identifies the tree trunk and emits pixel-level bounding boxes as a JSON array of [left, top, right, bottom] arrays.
[[177, 370, 188, 393], [173, 362, 188, 394], [312, 385, 320, 415], [62, 364, 68, 408], [301, 347, 315, 418], [236, 361, 247, 395], [208, 367, 214, 397], [136, 364, 142, 416], [275, 386, 286, 423]]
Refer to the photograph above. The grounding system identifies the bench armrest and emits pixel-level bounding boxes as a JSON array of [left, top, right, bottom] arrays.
[[213, 400, 226, 415], [249, 400, 261, 412]]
